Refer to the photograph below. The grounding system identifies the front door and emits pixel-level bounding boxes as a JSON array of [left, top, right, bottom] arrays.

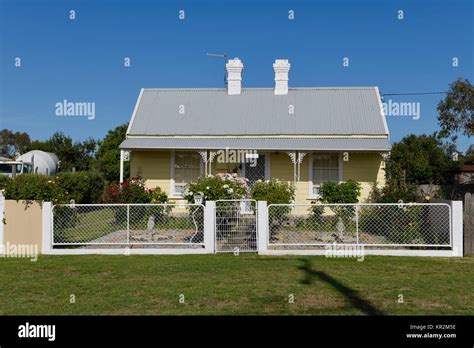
[[243, 155, 266, 186]]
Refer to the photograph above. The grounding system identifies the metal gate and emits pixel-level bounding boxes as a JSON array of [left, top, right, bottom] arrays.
[[215, 199, 258, 252]]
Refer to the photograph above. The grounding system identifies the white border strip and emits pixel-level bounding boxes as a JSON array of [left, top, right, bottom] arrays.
[[260, 249, 457, 257], [375, 86, 390, 138], [125, 88, 145, 136]]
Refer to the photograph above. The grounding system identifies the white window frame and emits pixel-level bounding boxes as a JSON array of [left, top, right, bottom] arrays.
[[308, 152, 343, 199], [170, 150, 204, 198]]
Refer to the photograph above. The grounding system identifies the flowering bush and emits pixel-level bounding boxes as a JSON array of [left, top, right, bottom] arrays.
[[215, 173, 250, 194], [184, 174, 247, 203], [3, 173, 68, 205], [102, 176, 157, 204], [102, 177, 168, 224], [4, 171, 106, 205], [148, 187, 168, 204]]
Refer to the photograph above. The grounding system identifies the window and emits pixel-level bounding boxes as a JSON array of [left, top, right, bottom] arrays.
[[173, 152, 201, 196], [0, 164, 12, 174], [310, 153, 340, 196]]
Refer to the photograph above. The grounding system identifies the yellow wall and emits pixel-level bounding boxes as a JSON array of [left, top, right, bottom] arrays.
[[268, 152, 308, 204], [131, 150, 385, 204], [270, 152, 293, 181], [130, 151, 171, 194], [269, 152, 385, 204], [343, 153, 385, 202]]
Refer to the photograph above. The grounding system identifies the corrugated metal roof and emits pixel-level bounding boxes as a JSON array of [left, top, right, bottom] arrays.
[[127, 87, 389, 136], [120, 137, 391, 151]]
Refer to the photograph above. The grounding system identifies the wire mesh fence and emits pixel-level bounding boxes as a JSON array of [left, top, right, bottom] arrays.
[[267, 203, 451, 248], [51, 202, 453, 252], [52, 203, 205, 248], [215, 200, 258, 252]]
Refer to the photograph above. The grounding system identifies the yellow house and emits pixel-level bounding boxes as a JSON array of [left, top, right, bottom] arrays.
[[120, 59, 390, 203]]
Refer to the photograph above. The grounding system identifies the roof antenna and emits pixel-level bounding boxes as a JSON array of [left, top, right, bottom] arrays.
[[207, 52, 228, 87]]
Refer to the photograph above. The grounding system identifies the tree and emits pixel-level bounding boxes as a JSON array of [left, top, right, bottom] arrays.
[[385, 134, 458, 185], [96, 123, 129, 182], [437, 78, 474, 142], [26, 133, 98, 172], [0, 129, 31, 158], [462, 145, 474, 165], [40, 133, 83, 171], [76, 138, 99, 171]]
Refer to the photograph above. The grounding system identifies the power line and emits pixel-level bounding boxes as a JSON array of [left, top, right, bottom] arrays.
[[381, 91, 448, 96]]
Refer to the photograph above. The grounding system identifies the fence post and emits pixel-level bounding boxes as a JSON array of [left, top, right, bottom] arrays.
[[257, 201, 268, 254], [452, 200, 463, 257], [204, 201, 215, 253], [463, 193, 473, 256], [0, 191, 5, 256], [42, 201, 53, 254], [119, 150, 124, 184]]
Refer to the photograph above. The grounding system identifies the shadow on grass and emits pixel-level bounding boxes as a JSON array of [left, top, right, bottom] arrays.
[[298, 258, 384, 316]]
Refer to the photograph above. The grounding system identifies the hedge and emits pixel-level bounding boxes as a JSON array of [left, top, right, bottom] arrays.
[[3, 171, 106, 204]]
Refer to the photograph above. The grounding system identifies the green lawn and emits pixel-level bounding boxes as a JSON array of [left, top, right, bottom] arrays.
[[0, 254, 473, 315]]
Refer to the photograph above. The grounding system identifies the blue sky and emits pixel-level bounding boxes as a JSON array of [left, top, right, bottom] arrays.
[[1, 0, 473, 152]]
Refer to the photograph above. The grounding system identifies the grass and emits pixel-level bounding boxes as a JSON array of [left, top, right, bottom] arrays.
[[0, 254, 473, 315], [54, 207, 120, 243]]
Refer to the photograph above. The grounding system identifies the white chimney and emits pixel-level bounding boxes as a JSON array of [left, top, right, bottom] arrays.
[[273, 59, 291, 95], [226, 58, 243, 95]]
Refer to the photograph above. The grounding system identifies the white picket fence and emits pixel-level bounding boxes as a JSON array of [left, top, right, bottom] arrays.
[[41, 200, 464, 257]]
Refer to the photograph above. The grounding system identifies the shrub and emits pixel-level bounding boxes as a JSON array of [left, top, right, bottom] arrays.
[[54, 171, 105, 204], [102, 176, 153, 204], [184, 175, 247, 204], [363, 182, 427, 243], [3, 174, 68, 204], [367, 182, 383, 203], [359, 205, 425, 244], [149, 187, 168, 204], [145, 186, 171, 223], [311, 180, 361, 223], [0, 175, 11, 190], [318, 180, 361, 204], [252, 179, 295, 241], [250, 179, 295, 205], [2, 171, 106, 204], [214, 173, 250, 195], [3, 173, 104, 229], [102, 177, 169, 224], [308, 204, 325, 224], [368, 181, 419, 203]]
